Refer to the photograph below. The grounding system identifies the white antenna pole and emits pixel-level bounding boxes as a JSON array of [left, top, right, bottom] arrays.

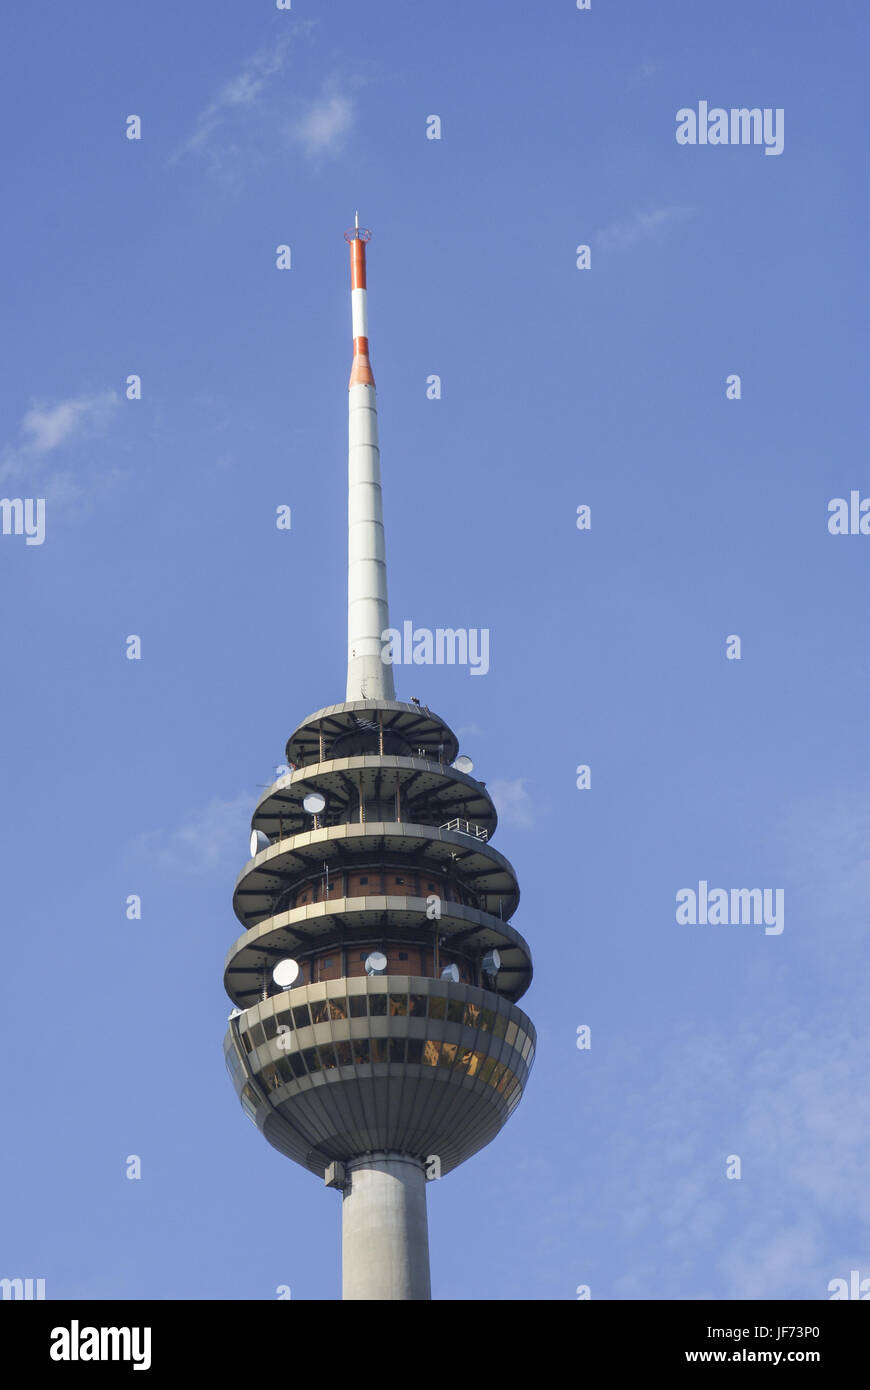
[[345, 219, 395, 702]]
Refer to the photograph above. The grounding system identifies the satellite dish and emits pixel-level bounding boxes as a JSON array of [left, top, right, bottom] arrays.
[[272, 958, 300, 989], [250, 829, 270, 857], [440, 963, 460, 983], [482, 948, 501, 974], [365, 951, 387, 976], [303, 791, 326, 815], [452, 755, 474, 775]]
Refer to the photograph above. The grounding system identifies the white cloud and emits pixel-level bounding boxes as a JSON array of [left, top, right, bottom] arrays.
[[489, 777, 534, 829], [0, 390, 121, 495], [597, 205, 693, 251], [19, 392, 118, 455], [134, 793, 252, 874], [179, 40, 291, 161], [587, 1008, 870, 1298], [288, 90, 355, 159]]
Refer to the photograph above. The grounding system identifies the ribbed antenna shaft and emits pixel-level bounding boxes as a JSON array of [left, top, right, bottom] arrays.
[[345, 220, 394, 702]]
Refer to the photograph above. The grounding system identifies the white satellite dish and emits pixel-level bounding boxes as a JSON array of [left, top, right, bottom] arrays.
[[272, 958, 300, 988], [303, 791, 326, 815], [482, 948, 501, 974], [452, 755, 474, 775], [440, 963, 460, 983], [365, 951, 387, 976], [250, 829, 270, 857]]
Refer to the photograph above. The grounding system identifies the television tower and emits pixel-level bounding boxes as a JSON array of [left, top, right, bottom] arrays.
[[223, 219, 535, 1300]]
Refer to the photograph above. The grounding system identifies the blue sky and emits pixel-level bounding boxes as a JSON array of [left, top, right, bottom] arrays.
[[1, 0, 868, 1300]]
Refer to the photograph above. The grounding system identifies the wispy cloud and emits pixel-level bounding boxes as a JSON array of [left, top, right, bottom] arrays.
[[18, 392, 118, 455], [174, 33, 356, 186], [597, 205, 693, 252], [286, 88, 355, 159], [177, 39, 292, 164], [489, 777, 534, 829], [133, 793, 252, 874], [0, 390, 122, 504]]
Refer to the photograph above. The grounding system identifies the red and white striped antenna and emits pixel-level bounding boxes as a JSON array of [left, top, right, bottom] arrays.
[[344, 214, 374, 388]]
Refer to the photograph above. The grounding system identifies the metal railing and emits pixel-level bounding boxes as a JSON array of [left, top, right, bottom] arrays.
[[440, 818, 489, 842]]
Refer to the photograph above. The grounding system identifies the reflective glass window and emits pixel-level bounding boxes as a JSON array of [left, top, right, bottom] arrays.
[[371, 1038, 389, 1063], [467, 1050, 485, 1077], [422, 1039, 441, 1066], [275, 1009, 292, 1033], [335, 1041, 353, 1066], [292, 1004, 311, 1029], [389, 1038, 406, 1063], [241, 1085, 258, 1120], [479, 1057, 497, 1083], [352, 1039, 371, 1065], [407, 1038, 424, 1064], [479, 1009, 495, 1033], [328, 997, 348, 1021], [409, 995, 427, 1018], [429, 996, 446, 1021], [438, 1042, 458, 1069], [505, 1021, 518, 1048], [318, 1046, 338, 1070], [263, 1016, 278, 1041], [276, 1057, 293, 1083], [242, 1031, 254, 1054], [493, 1013, 508, 1040], [301, 1047, 321, 1073], [250, 1023, 266, 1047], [446, 999, 464, 1024], [389, 994, 407, 1016], [311, 1000, 330, 1025], [349, 996, 367, 1018], [289, 1053, 306, 1079], [491, 1062, 507, 1088], [463, 1003, 481, 1029], [369, 994, 387, 1016], [521, 1035, 532, 1060]]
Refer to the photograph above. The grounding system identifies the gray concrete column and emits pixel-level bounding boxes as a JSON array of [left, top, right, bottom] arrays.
[[341, 1151, 431, 1300]]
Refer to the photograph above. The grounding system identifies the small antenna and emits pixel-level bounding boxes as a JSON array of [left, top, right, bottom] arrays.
[[355, 210, 359, 229]]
